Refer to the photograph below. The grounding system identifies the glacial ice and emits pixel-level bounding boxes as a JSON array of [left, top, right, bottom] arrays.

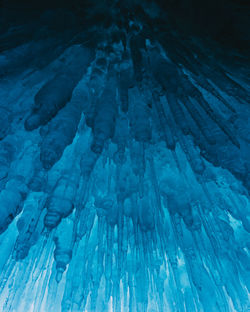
[[0, 2, 249, 312]]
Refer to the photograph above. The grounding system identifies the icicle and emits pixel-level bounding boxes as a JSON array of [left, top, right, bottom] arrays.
[[152, 93, 176, 149], [40, 79, 86, 169], [190, 72, 236, 113], [0, 141, 15, 183], [118, 52, 133, 112], [14, 192, 45, 260], [166, 92, 190, 135], [54, 215, 74, 282], [129, 86, 151, 142], [91, 70, 117, 154], [25, 45, 94, 131], [44, 170, 80, 229], [138, 196, 155, 232], [0, 177, 27, 234], [193, 96, 240, 148], [129, 31, 146, 82], [0, 106, 12, 139]]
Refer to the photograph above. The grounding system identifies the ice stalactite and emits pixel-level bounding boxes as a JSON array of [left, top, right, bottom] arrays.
[[0, 1, 249, 311]]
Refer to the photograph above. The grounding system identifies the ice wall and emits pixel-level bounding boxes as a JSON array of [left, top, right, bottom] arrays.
[[0, 2, 249, 312]]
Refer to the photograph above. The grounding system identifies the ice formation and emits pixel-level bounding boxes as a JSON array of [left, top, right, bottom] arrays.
[[0, 1, 249, 311]]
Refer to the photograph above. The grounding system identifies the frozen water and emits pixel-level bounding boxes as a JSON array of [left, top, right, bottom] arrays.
[[0, 2, 249, 311]]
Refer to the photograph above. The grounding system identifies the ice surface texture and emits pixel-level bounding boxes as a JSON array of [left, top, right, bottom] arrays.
[[0, 2, 249, 312]]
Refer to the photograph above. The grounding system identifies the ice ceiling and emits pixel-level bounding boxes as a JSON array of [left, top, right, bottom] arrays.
[[0, 0, 249, 311]]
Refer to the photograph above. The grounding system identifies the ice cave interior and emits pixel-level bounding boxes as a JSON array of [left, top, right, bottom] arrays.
[[0, 0, 249, 311]]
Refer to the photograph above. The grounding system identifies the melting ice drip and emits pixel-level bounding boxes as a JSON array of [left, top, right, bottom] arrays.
[[0, 3, 249, 312]]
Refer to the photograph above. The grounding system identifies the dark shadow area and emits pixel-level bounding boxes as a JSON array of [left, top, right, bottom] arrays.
[[1, 0, 249, 52]]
